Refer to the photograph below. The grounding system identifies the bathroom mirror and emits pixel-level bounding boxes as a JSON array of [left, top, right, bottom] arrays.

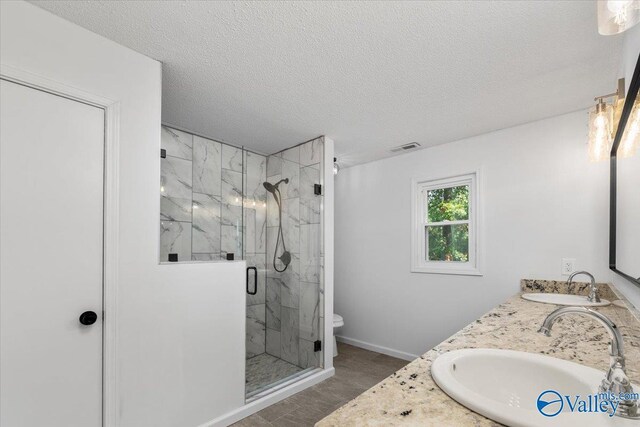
[[610, 53, 640, 286]]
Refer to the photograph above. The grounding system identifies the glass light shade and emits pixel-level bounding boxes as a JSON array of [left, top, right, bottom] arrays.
[[619, 97, 640, 158], [588, 102, 614, 162], [598, 0, 640, 35]]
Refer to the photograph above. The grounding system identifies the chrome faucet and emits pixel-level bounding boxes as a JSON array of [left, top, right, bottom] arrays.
[[538, 306, 640, 419], [568, 270, 600, 303]]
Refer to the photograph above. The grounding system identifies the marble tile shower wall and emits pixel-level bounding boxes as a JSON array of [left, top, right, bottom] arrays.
[[160, 126, 253, 261], [159, 126, 268, 359], [265, 137, 324, 370]]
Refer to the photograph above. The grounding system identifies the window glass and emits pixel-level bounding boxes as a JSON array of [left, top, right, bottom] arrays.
[[426, 185, 469, 222]]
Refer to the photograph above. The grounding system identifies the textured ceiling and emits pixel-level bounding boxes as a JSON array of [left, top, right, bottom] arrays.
[[31, 1, 623, 165]]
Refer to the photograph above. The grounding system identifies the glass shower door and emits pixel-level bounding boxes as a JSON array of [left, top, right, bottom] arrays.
[[244, 138, 325, 399]]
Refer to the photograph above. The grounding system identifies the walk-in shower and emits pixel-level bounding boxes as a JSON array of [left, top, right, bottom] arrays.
[[263, 178, 291, 272], [159, 126, 325, 400]]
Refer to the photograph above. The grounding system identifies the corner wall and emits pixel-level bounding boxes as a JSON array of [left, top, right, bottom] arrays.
[[335, 110, 610, 357]]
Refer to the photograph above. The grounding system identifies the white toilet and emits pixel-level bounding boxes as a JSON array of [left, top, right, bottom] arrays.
[[332, 314, 344, 357]]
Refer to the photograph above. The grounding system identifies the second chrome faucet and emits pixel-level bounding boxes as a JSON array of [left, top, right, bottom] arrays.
[[567, 270, 600, 303], [538, 306, 639, 419]]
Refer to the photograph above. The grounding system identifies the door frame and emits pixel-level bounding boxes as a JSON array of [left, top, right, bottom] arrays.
[[1, 63, 120, 427]]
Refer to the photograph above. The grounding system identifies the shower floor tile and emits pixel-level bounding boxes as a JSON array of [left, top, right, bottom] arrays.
[[246, 353, 304, 395]]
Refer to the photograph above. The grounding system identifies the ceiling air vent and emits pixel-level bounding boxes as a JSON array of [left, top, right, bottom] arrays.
[[390, 142, 421, 153]]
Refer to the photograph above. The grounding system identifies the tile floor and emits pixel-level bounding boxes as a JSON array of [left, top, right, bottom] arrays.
[[246, 353, 304, 395], [233, 342, 408, 426]]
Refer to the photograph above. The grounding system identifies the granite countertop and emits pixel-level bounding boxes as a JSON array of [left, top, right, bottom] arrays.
[[316, 280, 640, 426]]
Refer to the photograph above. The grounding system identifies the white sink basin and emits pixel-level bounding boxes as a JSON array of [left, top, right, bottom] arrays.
[[431, 348, 637, 426], [522, 293, 610, 307]]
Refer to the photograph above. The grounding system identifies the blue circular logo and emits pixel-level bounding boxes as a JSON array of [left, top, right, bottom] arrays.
[[537, 390, 564, 417]]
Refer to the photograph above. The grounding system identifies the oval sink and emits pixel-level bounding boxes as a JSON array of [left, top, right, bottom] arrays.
[[522, 293, 610, 307], [431, 348, 637, 426]]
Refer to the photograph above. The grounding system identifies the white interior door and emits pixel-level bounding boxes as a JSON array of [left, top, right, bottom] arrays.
[[0, 79, 104, 427]]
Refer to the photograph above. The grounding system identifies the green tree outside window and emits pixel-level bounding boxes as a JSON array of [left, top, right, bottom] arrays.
[[425, 185, 469, 262]]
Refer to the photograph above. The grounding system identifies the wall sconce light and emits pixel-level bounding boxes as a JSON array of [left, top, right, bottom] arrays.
[[333, 157, 340, 175], [618, 96, 640, 158], [598, 0, 640, 35], [588, 78, 626, 162]]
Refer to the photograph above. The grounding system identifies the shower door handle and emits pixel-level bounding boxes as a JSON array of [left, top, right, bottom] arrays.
[[246, 266, 258, 295]]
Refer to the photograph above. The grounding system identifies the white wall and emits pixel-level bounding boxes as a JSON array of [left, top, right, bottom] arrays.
[[1, 2, 245, 426], [335, 110, 610, 358], [612, 24, 640, 308]]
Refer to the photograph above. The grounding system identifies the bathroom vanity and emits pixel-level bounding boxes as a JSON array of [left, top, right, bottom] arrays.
[[317, 281, 640, 426]]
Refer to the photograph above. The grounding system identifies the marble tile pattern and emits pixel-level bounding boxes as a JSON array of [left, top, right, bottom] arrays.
[[266, 175, 281, 228], [245, 209, 256, 255], [221, 225, 242, 257], [280, 254, 300, 309], [266, 276, 283, 331], [221, 169, 243, 225], [243, 151, 267, 257], [281, 159, 300, 200], [282, 145, 299, 163], [161, 156, 192, 201], [298, 337, 320, 369], [264, 139, 324, 370], [317, 282, 640, 426], [192, 135, 221, 196], [300, 224, 320, 283], [161, 125, 192, 160], [266, 328, 281, 358], [267, 153, 282, 178], [160, 220, 191, 262], [160, 194, 191, 222], [281, 306, 300, 366], [244, 151, 267, 200], [191, 193, 221, 254], [299, 281, 319, 341], [221, 168, 243, 259], [300, 137, 323, 166], [222, 144, 243, 172], [246, 304, 266, 359], [300, 164, 321, 225], [245, 353, 303, 396], [282, 198, 300, 254]]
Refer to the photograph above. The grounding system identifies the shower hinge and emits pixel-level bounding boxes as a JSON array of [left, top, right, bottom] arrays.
[[314, 340, 322, 352], [160, 148, 166, 158], [314, 184, 322, 195]]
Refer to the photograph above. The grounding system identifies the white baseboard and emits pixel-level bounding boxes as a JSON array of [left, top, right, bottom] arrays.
[[199, 367, 335, 427], [335, 335, 419, 361]]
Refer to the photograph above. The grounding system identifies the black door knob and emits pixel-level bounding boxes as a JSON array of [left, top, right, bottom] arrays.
[[79, 311, 98, 326]]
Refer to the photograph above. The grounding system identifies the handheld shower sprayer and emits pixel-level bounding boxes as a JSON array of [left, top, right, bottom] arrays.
[[263, 178, 290, 272]]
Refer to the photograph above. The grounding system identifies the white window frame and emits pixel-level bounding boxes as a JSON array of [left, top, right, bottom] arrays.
[[411, 171, 482, 276]]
